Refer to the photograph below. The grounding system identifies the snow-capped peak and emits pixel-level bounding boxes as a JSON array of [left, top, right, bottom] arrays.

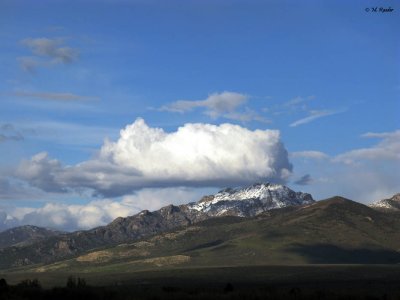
[[189, 182, 314, 216], [369, 193, 400, 211], [213, 183, 285, 202]]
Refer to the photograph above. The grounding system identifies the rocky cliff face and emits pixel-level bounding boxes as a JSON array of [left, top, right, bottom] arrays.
[[0, 183, 313, 269]]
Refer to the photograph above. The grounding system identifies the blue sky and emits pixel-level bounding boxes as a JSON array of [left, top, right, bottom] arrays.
[[0, 0, 399, 231]]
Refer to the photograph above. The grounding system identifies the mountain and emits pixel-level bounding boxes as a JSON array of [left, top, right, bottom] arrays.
[[0, 225, 63, 248], [369, 194, 400, 211], [0, 183, 313, 269], [21, 196, 400, 274], [189, 183, 314, 217]]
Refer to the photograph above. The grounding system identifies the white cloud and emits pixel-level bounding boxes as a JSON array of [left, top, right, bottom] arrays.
[[290, 110, 340, 127], [20, 201, 128, 231], [293, 131, 400, 165], [97, 118, 292, 189], [334, 130, 400, 164], [291, 130, 400, 203], [1, 187, 210, 231], [305, 163, 399, 204], [16, 118, 292, 197]]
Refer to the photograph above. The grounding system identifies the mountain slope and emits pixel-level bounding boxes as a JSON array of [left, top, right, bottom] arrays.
[[369, 194, 400, 211], [0, 183, 313, 269], [24, 196, 400, 273], [0, 225, 63, 248]]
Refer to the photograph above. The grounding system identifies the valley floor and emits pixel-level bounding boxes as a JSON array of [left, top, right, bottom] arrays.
[[1, 265, 400, 299]]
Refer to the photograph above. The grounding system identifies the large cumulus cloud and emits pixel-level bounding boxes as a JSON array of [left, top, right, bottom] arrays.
[[16, 118, 292, 197]]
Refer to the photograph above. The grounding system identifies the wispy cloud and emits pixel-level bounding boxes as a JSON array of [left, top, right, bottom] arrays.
[[292, 130, 400, 165], [223, 108, 271, 123], [18, 37, 79, 72], [290, 110, 340, 127], [16, 120, 118, 148], [291, 150, 329, 160], [266, 95, 343, 127], [334, 130, 400, 164], [284, 95, 315, 110], [0, 124, 24, 143], [290, 129, 400, 202], [17, 57, 39, 73], [161, 91, 248, 116], [161, 91, 269, 123], [12, 91, 99, 102], [45, 26, 65, 32], [21, 37, 78, 63]]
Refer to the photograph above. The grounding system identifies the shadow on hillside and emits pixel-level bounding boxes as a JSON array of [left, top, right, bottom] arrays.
[[184, 239, 224, 252], [288, 243, 400, 264]]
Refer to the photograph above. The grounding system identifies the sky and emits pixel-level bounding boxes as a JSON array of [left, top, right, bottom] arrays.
[[0, 0, 399, 231]]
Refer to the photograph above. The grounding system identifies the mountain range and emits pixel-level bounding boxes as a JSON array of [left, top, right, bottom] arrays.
[[0, 183, 399, 272]]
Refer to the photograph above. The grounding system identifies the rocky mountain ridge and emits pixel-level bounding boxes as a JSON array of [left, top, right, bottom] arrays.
[[0, 183, 313, 269], [15, 195, 400, 274], [0, 225, 63, 248]]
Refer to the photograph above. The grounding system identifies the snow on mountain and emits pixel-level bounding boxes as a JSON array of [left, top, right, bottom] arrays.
[[188, 183, 314, 217], [369, 194, 400, 211]]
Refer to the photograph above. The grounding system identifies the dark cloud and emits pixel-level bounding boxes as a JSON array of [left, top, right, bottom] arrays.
[[0, 177, 41, 200], [294, 174, 313, 185], [16, 152, 67, 193]]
